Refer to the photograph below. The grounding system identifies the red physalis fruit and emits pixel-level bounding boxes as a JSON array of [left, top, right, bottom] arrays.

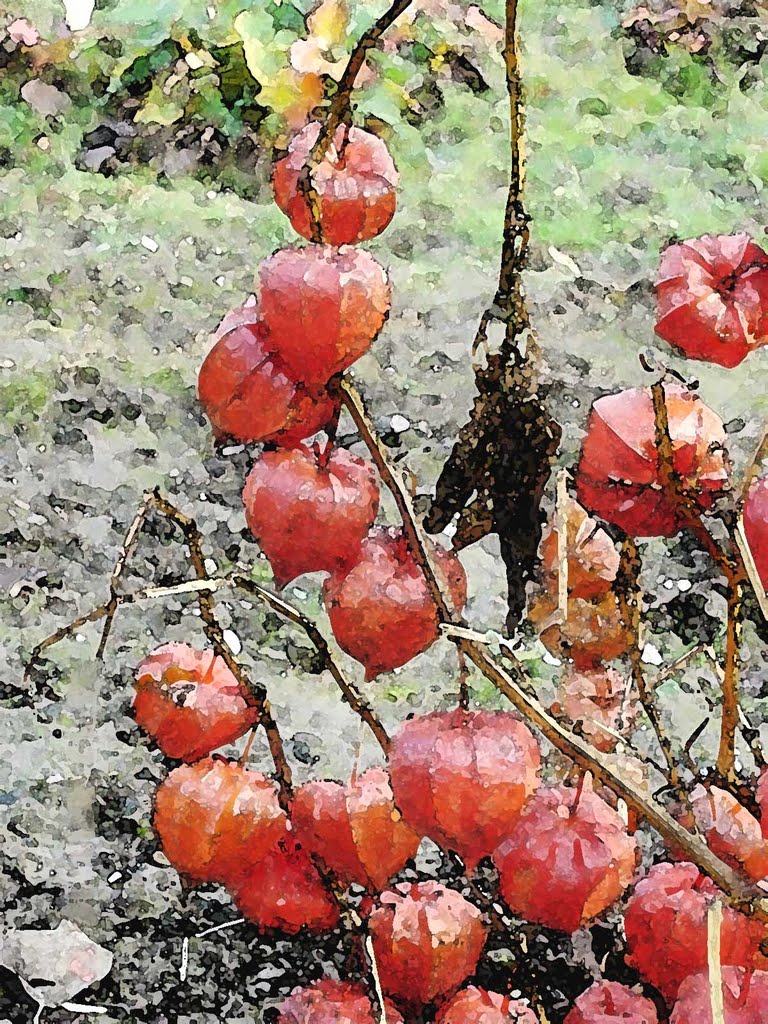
[[273, 122, 398, 246], [258, 244, 391, 385], [242, 444, 379, 588], [153, 757, 285, 885], [323, 526, 467, 680], [229, 832, 339, 935], [133, 643, 258, 762], [623, 861, 768, 1002], [197, 315, 335, 445], [564, 981, 659, 1024], [276, 979, 404, 1024], [655, 232, 768, 368], [551, 665, 635, 753], [576, 384, 729, 538], [368, 881, 487, 1012], [493, 779, 637, 933], [744, 476, 768, 591], [435, 986, 538, 1023], [527, 588, 633, 669], [758, 768, 768, 838], [388, 709, 541, 870], [292, 766, 420, 891], [690, 784, 768, 882], [671, 968, 768, 1024], [538, 495, 620, 600]]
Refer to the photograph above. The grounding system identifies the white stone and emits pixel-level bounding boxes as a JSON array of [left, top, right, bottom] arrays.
[[641, 642, 663, 667]]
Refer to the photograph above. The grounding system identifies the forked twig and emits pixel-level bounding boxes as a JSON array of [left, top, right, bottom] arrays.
[[25, 521, 390, 758], [95, 491, 154, 661]]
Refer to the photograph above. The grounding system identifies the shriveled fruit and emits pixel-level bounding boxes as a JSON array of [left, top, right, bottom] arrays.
[[576, 384, 729, 538], [369, 881, 487, 1012], [229, 833, 339, 935], [133, 643, 258, 762], [527, 587, 633, 668], [564, 981, 659, 1024], [153, 758, 285, 884], [671, 968, 768, 1023], [435, 986, 538, 1023], [197, 317, 335, 445], [493, 780, 637, 933], [258, 244, 391, 385], [276, 979, 404, 1024], [743, 476, 768, 591], [273, 122, 398, 245], [551, 665, 635, 753], [243, 444, 379, 587], [538, 495, 620, 600], [323, 526, 467, 680], [292, 766, 420, 891], [388, 709, 540, 870], [690, 784, 768, 882], [655, 233, 768, 368], [623, 861, 768, 1001]]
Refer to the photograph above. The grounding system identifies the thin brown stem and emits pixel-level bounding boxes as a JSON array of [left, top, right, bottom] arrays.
[[615, 536, 681, 791], [232, 576, 391, 755], [145, 491, 293, 807], [298, 0, 413, 241], [25, 604, 109, 680], [339, 377, 453, 622], [96, 491, 154, 660], [456, 648, 470, 711], [717, 581, 743, 785], [26, 565, 389, 757]]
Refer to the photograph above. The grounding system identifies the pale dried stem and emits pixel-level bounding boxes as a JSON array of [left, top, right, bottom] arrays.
[[555, 468, 569, 620], [707, 900, 726, 1024]]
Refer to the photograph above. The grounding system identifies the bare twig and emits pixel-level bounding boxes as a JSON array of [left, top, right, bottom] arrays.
[[145, 491, 293, 807], [232, 575, 390, 755], [615, 536, 681, 791], [96, 491, 153, 660], [338, 377, 453, 622], [456, 648, 470, 711], [25, 604, 110, 678], [555, 469, 569, 619], [716, 581, 743, 785], [298, 0, 414, 242], [707, 899, 725, 1024], [26, 567, 389, 757]]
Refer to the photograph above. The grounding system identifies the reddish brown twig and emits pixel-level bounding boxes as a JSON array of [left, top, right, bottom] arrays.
[[615, 535, 682, 792], [297, 0, 414, 242]]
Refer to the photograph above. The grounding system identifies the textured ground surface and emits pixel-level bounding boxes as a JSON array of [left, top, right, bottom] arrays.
[[3, 0, 768, 1020]]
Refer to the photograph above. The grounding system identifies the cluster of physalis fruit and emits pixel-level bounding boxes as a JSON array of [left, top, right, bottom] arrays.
[[127, 109, 768, 1023]]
